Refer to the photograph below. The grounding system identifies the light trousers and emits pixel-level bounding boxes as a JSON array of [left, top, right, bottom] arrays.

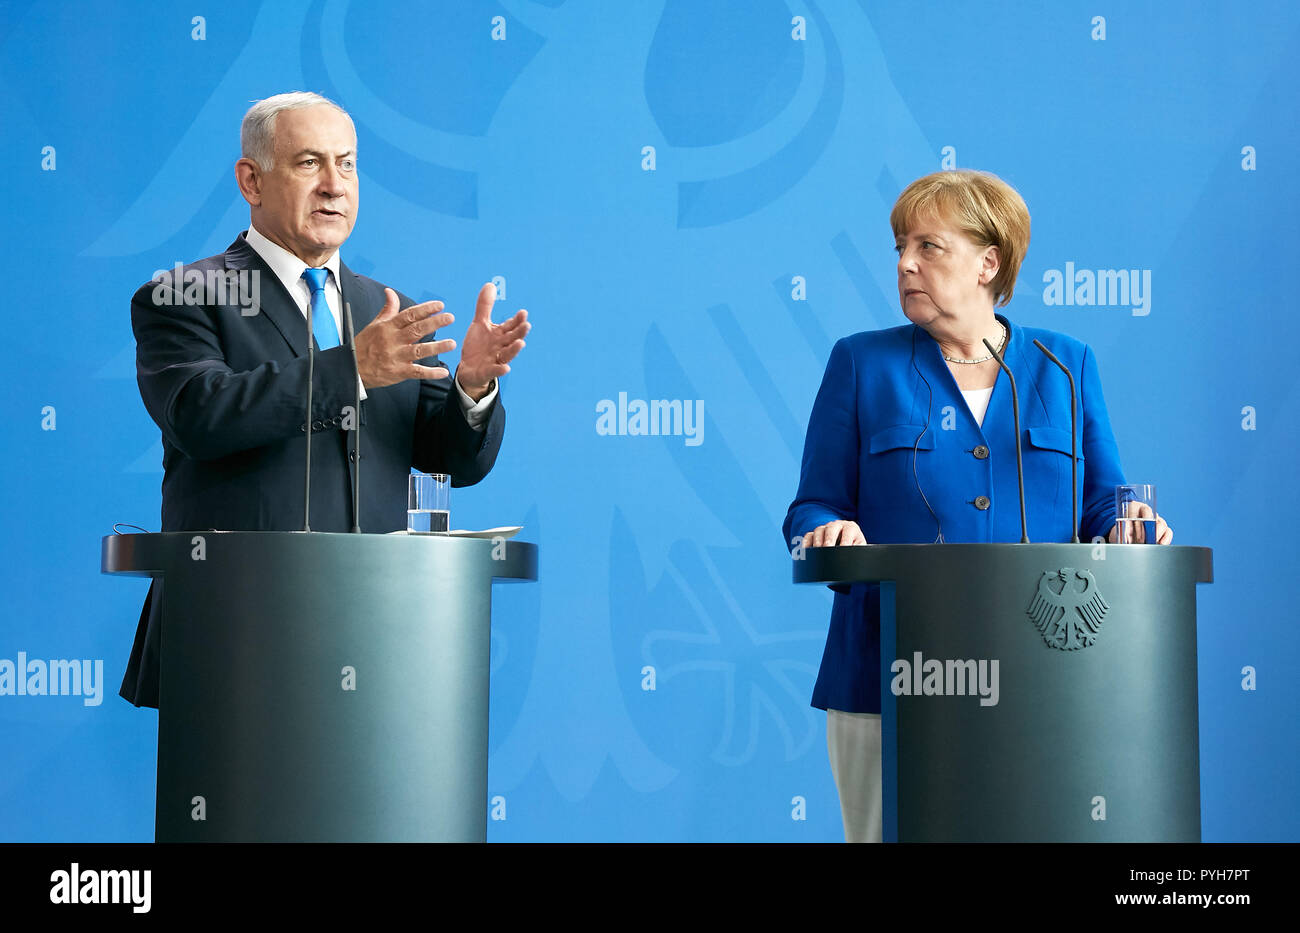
[[827, 708, 883, 843]]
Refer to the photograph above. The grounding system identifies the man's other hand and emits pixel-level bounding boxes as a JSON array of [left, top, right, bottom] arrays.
[[455, 282, 530, 401], [355, 289, 455, 388]]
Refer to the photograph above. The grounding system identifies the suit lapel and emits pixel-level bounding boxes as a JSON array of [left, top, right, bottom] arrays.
[[227, 235, 385, 357], [224, 233, 309, 358], [337, 258, 383, 344], [1004, 316, 1052, 425], [982, 314, 1052, 444], [979, 314, 1013, 443]]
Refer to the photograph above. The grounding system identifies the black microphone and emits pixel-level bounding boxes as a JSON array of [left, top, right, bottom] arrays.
[[302, 295, 316, 532], [1032, 339, 1079, 543], [343, 300, 362, 533], [983, 336, 1029, 543]]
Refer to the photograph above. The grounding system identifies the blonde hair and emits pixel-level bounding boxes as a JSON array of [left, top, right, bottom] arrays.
[[890, 170, 1031, 307]]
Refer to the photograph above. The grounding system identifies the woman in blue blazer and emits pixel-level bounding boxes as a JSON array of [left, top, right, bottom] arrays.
[[783, 170, 1172, 842]]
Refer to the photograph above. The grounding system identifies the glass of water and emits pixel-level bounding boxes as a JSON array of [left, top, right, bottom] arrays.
[[1114, 484, 1157, 544], [408, 472, 450, 533]]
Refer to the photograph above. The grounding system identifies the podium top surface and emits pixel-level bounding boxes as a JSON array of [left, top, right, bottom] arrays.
[[101, 531, 538, 582], [792, 542, 1212, 586]]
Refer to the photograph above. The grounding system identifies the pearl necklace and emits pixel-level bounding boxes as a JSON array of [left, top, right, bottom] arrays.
[[943, 322, 1007, 364]]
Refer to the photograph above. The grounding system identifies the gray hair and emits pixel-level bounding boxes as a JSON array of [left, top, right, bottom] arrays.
[[240, 91, 351, 171]]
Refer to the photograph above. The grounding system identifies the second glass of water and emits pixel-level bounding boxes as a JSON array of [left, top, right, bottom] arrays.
[[1114, 483, 1157, 544], [408, 472, 450, 533]]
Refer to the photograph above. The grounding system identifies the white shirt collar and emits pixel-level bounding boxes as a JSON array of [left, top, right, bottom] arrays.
[[244, 224, 343, 299]]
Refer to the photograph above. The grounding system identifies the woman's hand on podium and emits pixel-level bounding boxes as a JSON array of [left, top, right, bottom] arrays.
[[803, 520, 867, 548], [1105, 502, 1174, 545]]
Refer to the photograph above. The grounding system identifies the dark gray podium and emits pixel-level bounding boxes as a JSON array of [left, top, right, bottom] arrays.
[[794, 543, 1212, 842], [102, 531, 537, 842]]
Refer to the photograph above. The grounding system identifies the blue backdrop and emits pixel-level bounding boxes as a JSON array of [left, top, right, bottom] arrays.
[[1, 0, 1296, 842]]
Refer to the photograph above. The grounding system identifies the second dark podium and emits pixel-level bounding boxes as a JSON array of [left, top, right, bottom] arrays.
[[795, 543, 1213, 842], [102, 531, 537, 842]]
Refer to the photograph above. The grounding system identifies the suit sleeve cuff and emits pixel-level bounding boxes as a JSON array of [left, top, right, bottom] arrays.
[[454, 371, 497, 431]]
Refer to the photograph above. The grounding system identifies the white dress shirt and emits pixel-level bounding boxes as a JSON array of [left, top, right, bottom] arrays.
[[243, 224, 496, 428]]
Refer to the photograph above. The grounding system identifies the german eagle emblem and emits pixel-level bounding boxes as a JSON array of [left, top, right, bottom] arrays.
[[1026, 568, 1110, 651]]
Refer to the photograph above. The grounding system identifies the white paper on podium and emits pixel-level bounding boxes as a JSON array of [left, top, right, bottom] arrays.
[[389, 526, 523, 538]]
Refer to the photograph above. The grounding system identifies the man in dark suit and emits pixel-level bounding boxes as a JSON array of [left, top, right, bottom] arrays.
[[120, 91, 530, 707]]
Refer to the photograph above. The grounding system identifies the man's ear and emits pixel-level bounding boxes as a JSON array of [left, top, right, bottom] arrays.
[[235, 158, 262, 207]]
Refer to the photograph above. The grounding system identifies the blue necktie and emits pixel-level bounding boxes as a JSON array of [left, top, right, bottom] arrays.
[[301, 267, 341, 350]]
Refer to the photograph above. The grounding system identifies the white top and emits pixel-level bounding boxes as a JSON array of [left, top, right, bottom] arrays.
[[961, 386, 994, 427]]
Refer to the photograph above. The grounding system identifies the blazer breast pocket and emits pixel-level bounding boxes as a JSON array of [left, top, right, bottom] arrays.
[[1024, 425, 1082, 460], [863, 423, 934, 493], [1023, 425, 1084, 513]]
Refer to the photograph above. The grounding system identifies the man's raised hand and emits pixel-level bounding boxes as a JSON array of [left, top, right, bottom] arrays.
[[354, 288, 455, 388], [455, 282, 530, 401]]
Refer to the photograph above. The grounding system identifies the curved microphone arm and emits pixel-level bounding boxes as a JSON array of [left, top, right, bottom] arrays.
[[984, 337, 1029, 543]]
